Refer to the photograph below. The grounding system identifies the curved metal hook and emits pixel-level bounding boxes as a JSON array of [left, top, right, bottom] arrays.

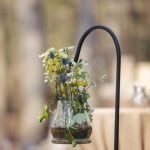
[[74, 25, 121, 150]]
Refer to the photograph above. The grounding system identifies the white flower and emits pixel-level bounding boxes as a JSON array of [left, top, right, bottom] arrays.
[[68, 46, 75, 51], [49, 47, 55, 52], [38, 53, 45, 58], [79, 86, 84, 92], [62, 54, 68, 59], [71, 78, 76, 83], [71, 59, 77, 66], [78, 68, 86, 75], [58, 48, 64, 53], [67, 72, 72, 77], [44, 79, 48, 82]]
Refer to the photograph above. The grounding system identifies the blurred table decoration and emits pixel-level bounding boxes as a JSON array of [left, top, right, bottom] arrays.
[[131, 85, 150, 107]]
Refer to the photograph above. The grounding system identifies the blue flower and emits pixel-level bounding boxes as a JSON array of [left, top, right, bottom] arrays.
[[59, 74, 66, 83], [61, 58, 68, 65], [49, 52, 55, 59]]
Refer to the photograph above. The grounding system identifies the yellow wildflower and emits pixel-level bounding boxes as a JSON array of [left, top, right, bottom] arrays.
[[49, 66, 57, 73], [77, 80, 88, 87]]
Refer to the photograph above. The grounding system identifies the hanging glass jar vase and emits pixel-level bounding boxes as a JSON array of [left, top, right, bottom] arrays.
[[51, 100, 92, 144]]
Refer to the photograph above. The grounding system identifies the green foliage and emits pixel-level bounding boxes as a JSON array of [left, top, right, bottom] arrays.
[[38, 46, 94, 107], [70, 111, 90, 126], [38, 104, 50, 123], [65, 128, 77, 147]]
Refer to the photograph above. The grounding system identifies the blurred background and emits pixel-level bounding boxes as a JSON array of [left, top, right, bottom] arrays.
[[0, 0, 150, 149]]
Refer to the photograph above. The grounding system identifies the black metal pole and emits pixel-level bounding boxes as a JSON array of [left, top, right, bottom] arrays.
[[74, 25, 121, 150]]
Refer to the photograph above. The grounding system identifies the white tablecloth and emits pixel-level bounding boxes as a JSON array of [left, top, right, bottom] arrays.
[[37, 108, 150, 150]]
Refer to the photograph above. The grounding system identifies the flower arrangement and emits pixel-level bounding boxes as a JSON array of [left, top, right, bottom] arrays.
[[38, 46, 106, 146]]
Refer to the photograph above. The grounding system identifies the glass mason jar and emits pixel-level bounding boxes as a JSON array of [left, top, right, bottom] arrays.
[[51, 100, 92, 144], [132, 85, 150, 107]]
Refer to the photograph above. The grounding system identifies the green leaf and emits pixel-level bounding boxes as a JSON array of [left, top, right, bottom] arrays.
[[64, 132, 73, 144], [38, 116, 43, 123], [64, 129, 77, 147], [38, 104, 50, 123], [37, 111, 49, 123], [43, 104, 49, 113], [72, 140, 77, 147], [70, 113, 86, 125], [69, 126, 77, 133]]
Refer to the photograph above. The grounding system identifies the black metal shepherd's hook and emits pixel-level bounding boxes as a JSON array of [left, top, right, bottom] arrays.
[[74, 25, 121, 150]]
